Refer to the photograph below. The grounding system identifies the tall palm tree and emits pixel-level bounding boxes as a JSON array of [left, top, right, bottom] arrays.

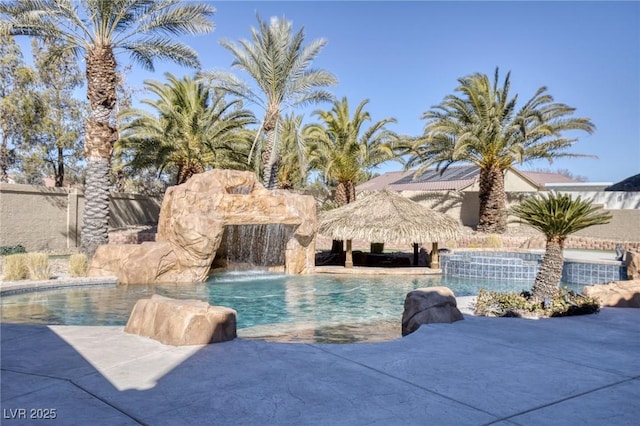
[[406, 68, 595, 234], [306, 97, 400, 206], [277, 113, 309, 190], [511, 192, 611, 301], [200, 14, 337, 190], [117, 73, 256, 185], [0, 0, 215, 256]]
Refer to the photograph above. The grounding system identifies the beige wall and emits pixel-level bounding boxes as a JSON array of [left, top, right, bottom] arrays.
[[0, 183, 161, 252], [466, 169, 539, 192], [401, 190, 528, 228]]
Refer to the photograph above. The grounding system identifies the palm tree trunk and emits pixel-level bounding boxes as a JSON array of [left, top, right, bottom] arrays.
[[532, 239, 564, 301], [262, 128, 279, 190], [81, 156, 112, 256], [80, 45, 117, 258], [478, 164, 507, 234], [335, 181, 349, 206], [345, 181, 356, 204]]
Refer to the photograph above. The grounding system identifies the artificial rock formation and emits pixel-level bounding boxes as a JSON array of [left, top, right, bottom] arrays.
[[88, 170, 316, 284], [582, 280, 640, 308], [401, 286, 464, 336], [625, 250, 640, 280], [125, 295, 237, 345]]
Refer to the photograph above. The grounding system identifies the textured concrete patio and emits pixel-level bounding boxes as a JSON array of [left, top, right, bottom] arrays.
[[2, 307, 638, 425]]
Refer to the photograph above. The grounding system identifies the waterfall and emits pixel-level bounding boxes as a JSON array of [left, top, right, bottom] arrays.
[[216, 224, 295, 269]]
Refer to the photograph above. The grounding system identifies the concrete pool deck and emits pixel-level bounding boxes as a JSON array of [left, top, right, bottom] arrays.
[[2, 306, 639, 425]]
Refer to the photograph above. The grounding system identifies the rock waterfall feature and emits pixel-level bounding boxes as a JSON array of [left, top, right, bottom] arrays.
[[88, 170, 316, 284]]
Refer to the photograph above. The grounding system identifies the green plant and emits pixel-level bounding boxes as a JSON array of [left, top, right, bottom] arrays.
[[484, 234, 503, 248], [69, 253, 88, 277], [511, 192, 612, 300], [0, 245, 27, 256], [24, 253, 50, 280], [473, 288, 599, 318], [2, 253, 27, 280]]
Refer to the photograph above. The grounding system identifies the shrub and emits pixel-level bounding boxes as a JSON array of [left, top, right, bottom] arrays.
[[0, 245, 27, 256], [24, 253, 50, 280], [69, 253, 88, 277], [484, 234, 503, 248], [2, 254, 27, 281], [473, 288, 599, 318]]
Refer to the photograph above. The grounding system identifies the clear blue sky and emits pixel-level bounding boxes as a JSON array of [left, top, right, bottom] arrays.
[[23, 1, 640, 184]]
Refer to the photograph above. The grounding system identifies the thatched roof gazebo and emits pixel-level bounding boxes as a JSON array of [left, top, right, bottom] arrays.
[[318, 190, 461, 268]]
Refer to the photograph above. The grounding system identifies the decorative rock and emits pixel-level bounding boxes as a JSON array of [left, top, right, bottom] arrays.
[[582, 280, 640, 308], [401, 286, 464, 336], [625, 250, 640, 280], [88, 170, 317, 284], [125, 295, 237, 345]]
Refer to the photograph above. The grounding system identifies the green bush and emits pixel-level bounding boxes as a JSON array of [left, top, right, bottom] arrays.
[[69, 253, 88, 277], [484, 234, 503, 248], [2, 254, 27, 281], [24, 253, 50, 280], [0, 245, 27, 256], [473, 288, 599, 318]]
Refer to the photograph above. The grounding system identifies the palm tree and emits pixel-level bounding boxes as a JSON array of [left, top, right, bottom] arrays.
[[406, 68, 595, 234], [0, 0, 215, 256], [200, 14, 337, 190], [306, 97, 400, 206], [277, 113, 309, 190], [117, 73, 256, 185], [511, 192, 611, 301]]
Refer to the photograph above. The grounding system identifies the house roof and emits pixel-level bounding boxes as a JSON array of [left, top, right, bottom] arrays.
[[357, 165, 480, 191], [605, 173, 640, 191], [357, 165, 582, 192], [518, 170, 577, 185]]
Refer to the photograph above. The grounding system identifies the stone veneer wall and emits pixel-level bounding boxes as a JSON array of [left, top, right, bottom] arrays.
[[450, 235, 640, 252]]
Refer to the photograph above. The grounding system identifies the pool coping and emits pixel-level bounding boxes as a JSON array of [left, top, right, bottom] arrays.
[[313, 266, 442, 275], [0, 276, 118, 296]]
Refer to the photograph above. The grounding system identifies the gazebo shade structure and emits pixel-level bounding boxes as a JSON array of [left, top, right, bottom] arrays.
[[318, 190, 462, 268]]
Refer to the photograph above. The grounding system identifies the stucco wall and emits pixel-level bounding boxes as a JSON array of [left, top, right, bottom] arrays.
[[466, 169, 539, 192], [0, 183, 161, 252], [557, 191, 640, 209]]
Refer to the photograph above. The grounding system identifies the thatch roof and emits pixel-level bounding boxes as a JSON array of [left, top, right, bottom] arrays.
[[605, 173, 640, 191], [318, 190, 461, 243]]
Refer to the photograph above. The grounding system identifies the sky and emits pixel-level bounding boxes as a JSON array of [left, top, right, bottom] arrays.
[[17, 0, 640, 184]]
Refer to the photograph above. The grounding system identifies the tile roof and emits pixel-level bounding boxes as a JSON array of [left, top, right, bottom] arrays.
[[518, 170, 578, 185], [357, 165, 582, 192]]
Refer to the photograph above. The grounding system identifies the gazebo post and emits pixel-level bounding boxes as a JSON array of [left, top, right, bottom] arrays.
[[430, 242, 440, 268], [345, 239, 353, 268]]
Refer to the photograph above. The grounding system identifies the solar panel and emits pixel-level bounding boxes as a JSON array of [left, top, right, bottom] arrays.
[[393, 165, 479, 184]]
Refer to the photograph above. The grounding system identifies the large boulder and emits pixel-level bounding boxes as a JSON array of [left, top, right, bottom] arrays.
[[402, 287, 464, 336], [582, 280, 640, 308], [88, 170, 316, 284], [125, 295, 237, 345]]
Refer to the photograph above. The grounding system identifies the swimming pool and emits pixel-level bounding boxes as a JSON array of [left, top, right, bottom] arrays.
[[0, 272, 582, 343]]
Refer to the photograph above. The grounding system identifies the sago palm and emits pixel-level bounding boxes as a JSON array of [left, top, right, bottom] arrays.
[[406, 68, 595, 234], [117, 73, 255, 185], [200, 14, 337, 190], [0, 0, 215, 256], [306, 97, 400, 206], [511, 192, 611, 301]]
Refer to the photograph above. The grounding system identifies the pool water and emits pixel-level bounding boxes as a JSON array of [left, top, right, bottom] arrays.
[[0, 272, 581, 343]]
